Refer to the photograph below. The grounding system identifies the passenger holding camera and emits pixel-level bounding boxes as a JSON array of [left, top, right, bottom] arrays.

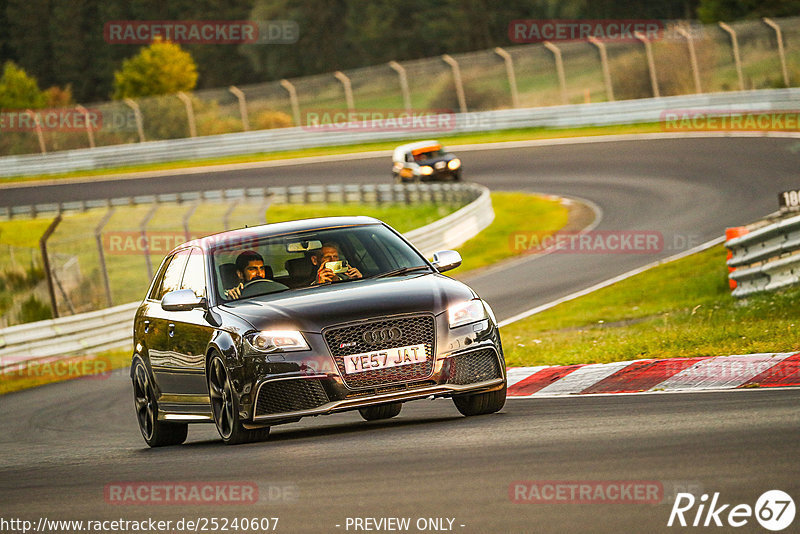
[[311, 242, 362, 284]]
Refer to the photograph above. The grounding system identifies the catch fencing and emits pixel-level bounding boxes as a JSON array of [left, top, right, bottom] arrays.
[[1, 16, 798, 166]]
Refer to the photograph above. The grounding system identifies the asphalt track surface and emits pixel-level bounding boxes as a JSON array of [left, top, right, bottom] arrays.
[[2, 136, 799, 533]]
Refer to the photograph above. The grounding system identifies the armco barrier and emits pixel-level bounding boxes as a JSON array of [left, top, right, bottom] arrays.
[[0, 183, 493, 367], [1, 181, 477, 221], [1, 89, 799, 177], [726, 211, 800, 297]]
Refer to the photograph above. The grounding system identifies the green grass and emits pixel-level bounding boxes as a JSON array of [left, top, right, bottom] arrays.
[[0, 122, 667, 184], [501, 244, 800, 367], [449, 192, 568, 276], [0, 348, 131, 395]]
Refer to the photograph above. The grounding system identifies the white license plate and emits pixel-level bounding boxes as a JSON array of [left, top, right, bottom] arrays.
[[343, 344, 427, 374]]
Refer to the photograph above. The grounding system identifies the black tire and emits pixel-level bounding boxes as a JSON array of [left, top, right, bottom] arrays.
[[453, 384, 506, 416], [132, 358, 188, 447], [208, 353, 270, 445], [359, 402, 402, 421]]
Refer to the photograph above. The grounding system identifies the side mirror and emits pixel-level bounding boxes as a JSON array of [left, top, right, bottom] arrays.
[[161, 289, 206, 312], [431, 250, 462, 273]]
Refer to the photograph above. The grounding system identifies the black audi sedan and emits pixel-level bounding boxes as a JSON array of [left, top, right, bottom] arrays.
[[131, 216, 506, 446]]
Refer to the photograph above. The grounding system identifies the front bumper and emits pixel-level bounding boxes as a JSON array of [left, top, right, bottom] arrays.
[[248, 343, 505, 425]]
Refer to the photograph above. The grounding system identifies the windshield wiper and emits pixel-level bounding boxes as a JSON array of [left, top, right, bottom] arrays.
[[374, 265, 431, 279]]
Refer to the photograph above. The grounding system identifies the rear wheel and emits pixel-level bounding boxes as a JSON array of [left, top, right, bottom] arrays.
[[453, 384, 506, 416], [359, 402, 402, 421], [132, 358, 188, 447], [208, 354, 270, 445]]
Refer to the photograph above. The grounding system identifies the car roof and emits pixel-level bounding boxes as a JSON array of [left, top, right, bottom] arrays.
[[176, 216, 384, 252], [393, 140, 444, 160]]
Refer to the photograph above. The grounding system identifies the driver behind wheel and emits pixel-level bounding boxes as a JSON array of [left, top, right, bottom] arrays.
[[225, 250, 267, 299]]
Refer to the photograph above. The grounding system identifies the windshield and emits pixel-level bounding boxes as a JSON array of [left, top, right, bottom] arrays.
[[413, 148, 446, 162], [211, 224, 431, 302]]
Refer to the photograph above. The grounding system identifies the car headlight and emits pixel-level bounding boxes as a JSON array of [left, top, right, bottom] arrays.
[[448, 299, 489, 328], [419, 165, 434, 176], [244, 330, 310, 353], [447, 158, 461, 170]]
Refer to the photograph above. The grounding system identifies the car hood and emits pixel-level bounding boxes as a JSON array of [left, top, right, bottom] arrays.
[[220, 273, 476, 333]]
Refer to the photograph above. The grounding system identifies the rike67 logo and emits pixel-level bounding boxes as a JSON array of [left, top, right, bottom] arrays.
[[668, 490, 795, 531]]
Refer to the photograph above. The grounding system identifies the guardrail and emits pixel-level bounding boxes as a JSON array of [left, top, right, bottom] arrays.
[[2, 88, 799, 178], [0, 182, 493, 369], [726, 211, 800, 297], [1, 181, 478, 221]]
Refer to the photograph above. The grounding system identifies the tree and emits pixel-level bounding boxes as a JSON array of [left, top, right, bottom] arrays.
[[0, 61, 46, 110], [112, 38, 198, 99]]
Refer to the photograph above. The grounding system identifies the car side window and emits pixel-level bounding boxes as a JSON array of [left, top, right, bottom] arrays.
[[405, 152, 413, 162], [157, 249, 190, 300], [181, 248, 206, 299]]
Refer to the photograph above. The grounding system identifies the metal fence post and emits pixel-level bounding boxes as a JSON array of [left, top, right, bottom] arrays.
[[718, 22, 744, 92], [543, 41, 568, 105], [123, 98, 146, 142], [442, 54, 467, 113], [635, 32, 660, 98], [39, 214, 62, 318], [75, 105, 96, 149], [588, 37, 614, 102], [763, 18, 790, 88], [334, 71, 355, 113], [139, 205, 159, 280], [94, 207, 115, 307], [26, 109, 46, 154], [177, 92, 197, 138], [182, 202, 198, 240], [494, 47, 520, 108], [280, 79, 302, 127], [228, 85, 250, 132], [388, 61, 412, 113], [677, 26, 702, 94]]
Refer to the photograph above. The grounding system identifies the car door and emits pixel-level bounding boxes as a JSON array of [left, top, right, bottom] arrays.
[[148, 248, 190, 394], [165, 247, 214, 397]]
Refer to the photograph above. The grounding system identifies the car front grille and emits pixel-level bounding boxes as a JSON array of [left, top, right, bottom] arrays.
[[448, 349, 502, 385], [345, 380, 438, 398], [323, 314, 436, 389], [254, 378, 329, 416]]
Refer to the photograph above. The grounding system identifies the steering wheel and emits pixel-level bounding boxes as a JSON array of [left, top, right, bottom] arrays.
[[240, 279, 289, 298]]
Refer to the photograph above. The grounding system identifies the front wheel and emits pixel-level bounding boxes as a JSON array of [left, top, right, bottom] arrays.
[[359, 402, 402, 421], [132, 358, 188, 447], [208, 354, 270, 445], [453, 384, 506, 416]]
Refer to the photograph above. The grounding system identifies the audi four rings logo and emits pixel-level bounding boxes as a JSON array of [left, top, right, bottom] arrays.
[[362, 327, 403, 344]]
